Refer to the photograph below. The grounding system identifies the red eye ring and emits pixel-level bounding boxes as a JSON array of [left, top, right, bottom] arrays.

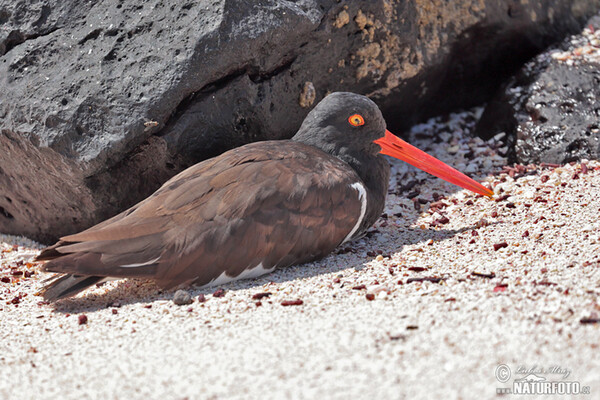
[[348, 114, 365, 127]]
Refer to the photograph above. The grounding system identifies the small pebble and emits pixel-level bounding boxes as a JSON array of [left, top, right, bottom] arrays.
[[252, 292, 272, 300], [281, 299, 303, 306], [493, 242, 508, 251], [580, 317, 600, 324], [173, 290, 193, 305]]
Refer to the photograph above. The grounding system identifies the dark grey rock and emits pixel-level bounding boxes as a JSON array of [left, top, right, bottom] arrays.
[[516, 62, 600, 164], [172, 289, 192, 305], [1, 0, 599, 242], [476, 13, 600, 164]]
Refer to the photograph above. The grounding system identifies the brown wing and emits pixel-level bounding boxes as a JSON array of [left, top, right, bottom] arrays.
[[40, 141, 365, 289]]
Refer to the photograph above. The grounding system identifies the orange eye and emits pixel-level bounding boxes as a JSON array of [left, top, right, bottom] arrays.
[[348, 114, 365, 127]]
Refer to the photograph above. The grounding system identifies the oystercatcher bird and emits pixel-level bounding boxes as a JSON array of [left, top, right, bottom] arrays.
[[37, 92, 492, 300]]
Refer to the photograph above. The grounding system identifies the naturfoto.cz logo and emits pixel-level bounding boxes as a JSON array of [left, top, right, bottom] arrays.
[[495, 364, 591, 395]]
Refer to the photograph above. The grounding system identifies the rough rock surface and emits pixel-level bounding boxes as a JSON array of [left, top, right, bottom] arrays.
[[1, 0, 599, 242], [476, 13, 600, 164]]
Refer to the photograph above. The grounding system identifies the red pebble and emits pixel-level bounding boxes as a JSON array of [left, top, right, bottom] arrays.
[[581, 163, 589, 174], [493, 242, 508, 251], [252, 292, 272, 300], [1, 277, 10, 283], [365, 293, 375, 301], [213, 289, 226, 298], [197, 294, 206, 303], [352, 284, 366, 290], [281, 299, 303, 306], [541, 162, 561, 168], [78, 314, 88, 325], [436, 216, 450, 224], [493, 284, 508, 292]]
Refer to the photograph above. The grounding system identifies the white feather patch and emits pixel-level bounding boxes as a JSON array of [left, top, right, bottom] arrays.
[[204, 262, 276, 287], [342, 182, 367, 244], [119, 256, 160, 268]]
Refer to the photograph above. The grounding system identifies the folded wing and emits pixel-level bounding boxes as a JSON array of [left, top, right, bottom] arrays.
[[39, 141, 365, 297]]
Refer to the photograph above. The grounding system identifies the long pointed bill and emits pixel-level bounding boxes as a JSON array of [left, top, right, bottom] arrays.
[[374, 130, 494, 197]]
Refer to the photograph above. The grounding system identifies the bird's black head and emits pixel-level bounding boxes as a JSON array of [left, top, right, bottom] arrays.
[[292, 92, 386, 160], [291, 92, 495, 199]]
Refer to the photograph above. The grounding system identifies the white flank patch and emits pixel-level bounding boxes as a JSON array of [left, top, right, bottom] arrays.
[[342, 182, 367, 244], [204, 262, 276, 288], [120, 256, 160, 268]]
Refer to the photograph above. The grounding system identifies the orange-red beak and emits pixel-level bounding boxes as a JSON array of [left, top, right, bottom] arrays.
[[374, 130, 494, 197]]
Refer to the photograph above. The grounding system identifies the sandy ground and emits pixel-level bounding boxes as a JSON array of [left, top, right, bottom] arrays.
[[1, 105, 599, 399]]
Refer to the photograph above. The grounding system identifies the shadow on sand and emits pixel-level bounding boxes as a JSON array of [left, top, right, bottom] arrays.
[[46, 218, 482, 314]]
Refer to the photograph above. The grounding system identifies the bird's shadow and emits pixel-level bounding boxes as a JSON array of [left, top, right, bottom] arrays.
[[47, 221, 483, 314]]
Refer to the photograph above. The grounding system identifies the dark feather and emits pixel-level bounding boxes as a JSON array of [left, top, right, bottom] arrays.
[[41, 275, 104, 301], [35, 241, 71, 261]]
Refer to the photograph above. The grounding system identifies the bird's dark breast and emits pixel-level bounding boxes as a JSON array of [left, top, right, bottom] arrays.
[[43, 141, 367, 289], [338, 152, 390, 237]]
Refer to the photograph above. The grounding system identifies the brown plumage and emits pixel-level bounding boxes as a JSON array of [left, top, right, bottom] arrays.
[[39, 141, 367, 299]]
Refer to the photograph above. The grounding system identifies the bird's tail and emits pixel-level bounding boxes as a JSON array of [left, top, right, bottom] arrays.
[[41, 274, 104, 301], [35, 240, 69, 261]]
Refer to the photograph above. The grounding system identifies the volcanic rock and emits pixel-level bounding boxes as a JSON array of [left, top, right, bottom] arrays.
[[476, 13, 600, 164]]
